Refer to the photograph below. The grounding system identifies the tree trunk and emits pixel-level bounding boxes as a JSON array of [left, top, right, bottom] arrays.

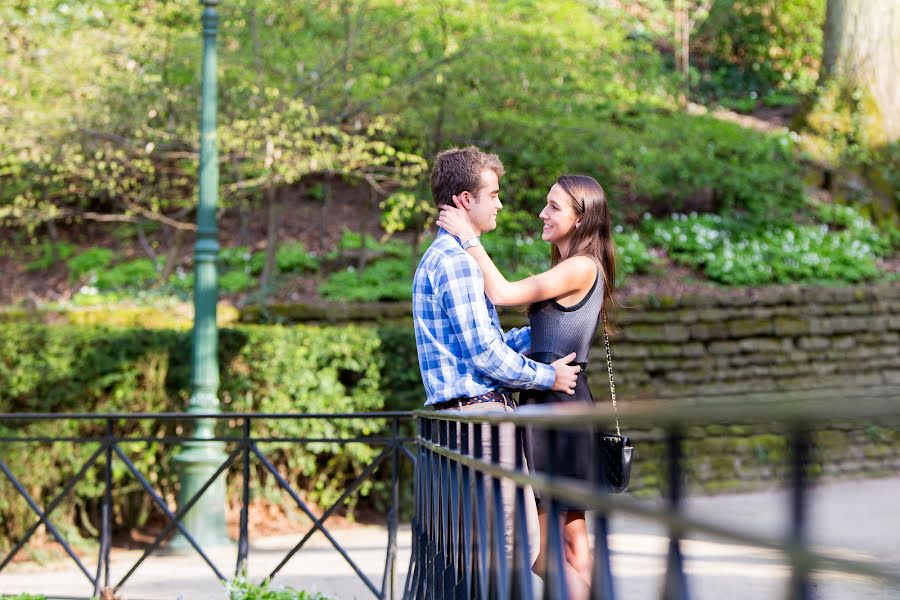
[[157, 228, 184, 286], [260, 186, 281, 296], [357, 186, 374, 271], [319, 176, 333, 253], [818, 0, 900, 144]]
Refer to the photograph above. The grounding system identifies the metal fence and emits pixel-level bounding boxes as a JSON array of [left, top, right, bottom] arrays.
[[0, 412, 414, 599], [407, 396, 900, 600]]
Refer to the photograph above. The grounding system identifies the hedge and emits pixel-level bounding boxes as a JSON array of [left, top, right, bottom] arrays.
[[0, 322, 421, 554]]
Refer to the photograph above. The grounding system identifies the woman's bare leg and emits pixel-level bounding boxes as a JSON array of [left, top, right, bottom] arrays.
[[563, 512, 593, 587], [532, 509, 592, 600]]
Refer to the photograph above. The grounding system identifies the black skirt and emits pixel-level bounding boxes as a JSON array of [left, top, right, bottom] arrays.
[[519, 369, 594, 513]]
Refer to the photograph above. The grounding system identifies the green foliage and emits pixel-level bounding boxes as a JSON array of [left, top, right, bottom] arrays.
[[499, 111, 805, 224], [481, 233, 549, 280], [67, 248, 113, 282], [219, 270, 256, 293], [167, 269, 194, 293], [695, 0, 825, 95], [277, 242, 319, 273], [221, 247, 253, 269], [24, 241, 76, 272], [645, 209, 891, 285], [1, 595, 47, 600], [0, 321, 419, 554], [337, 230, 396, 256], [380, 192, 435, 237], [614, 230, 655, 280], [228, 578, 333, 600], [320, 259, 413, 302], [95, 258, 158, 290]]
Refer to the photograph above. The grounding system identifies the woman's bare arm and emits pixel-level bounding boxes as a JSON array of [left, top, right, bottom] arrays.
[[436, 201, 595, 306]]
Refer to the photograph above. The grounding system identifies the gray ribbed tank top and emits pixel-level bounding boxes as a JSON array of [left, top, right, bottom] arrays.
[[528, 266, 603, 364]]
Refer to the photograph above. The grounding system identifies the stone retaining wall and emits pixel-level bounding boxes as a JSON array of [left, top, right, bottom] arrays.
[[602, 283, 900, 494], [605, 284, 900, 399]]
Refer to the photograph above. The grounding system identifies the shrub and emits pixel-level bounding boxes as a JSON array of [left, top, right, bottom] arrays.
[[502, 111, 806, 224], [228, 578, 333, 600], [220, 246, 253, 269], [694, 0, 825, 95], [95, 258, 158, 290], [614, 229, 654, 280], [482, 233, 550, 280], [220, 270, 256, 293], [644, 209, 890, 285], [276, 242, 319, 273], [320, 259, 413, 302], [0, 322, 421, 555], [67, 248, 113, 282], [24, 241, 76, 272]]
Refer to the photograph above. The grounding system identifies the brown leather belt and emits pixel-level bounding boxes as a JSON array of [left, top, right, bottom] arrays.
[[431, 389, 515, 411]]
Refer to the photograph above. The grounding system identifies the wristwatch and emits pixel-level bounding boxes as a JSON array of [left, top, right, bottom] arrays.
[[461, 236, 481, 250]]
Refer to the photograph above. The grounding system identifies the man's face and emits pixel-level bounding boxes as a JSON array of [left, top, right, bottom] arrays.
[[467, 169, 502, 235]]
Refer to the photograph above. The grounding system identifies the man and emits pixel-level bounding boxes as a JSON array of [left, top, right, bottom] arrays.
[[412, 145, 580, 565]]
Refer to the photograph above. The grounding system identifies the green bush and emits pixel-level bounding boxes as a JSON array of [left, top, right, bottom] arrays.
[[330, 229, 411, 260], [95, 258, 158, 290], [167, 269, 194, 293], [67, 248, 113, 282], [695, 0, 825, 95], [228, 578, 333, 600], [614, 230, 654, 280], [24, 241, 76, 272], [502, 111, 805, 224], [220, 270, 256, 293], [320, 259, 413, 302], [220, 246, 253, 269], [276, 242, 319, 273], [644, 209, 891, 285], [482, 233, 550, 281], [0, 322, 421, 555]]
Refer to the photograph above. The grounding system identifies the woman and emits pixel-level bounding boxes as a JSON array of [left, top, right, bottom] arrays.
[[436, 174, 616, 599]]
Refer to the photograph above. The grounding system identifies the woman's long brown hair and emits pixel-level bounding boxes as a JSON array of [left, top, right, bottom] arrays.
[[550, 175, 617, 319]]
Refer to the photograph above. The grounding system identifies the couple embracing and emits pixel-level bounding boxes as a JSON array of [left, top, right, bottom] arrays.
[[412, 145, 617, 598]]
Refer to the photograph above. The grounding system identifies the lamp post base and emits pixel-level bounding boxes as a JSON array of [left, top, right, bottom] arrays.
[[167, 440, 231, 553]]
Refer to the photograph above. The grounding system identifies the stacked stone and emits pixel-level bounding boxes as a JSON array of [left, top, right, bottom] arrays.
[[605, 284, 900, 400]]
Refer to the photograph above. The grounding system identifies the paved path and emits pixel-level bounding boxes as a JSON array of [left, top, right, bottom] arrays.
[[2, 476, 899, 599]]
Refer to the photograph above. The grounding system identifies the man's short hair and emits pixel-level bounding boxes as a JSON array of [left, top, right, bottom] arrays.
[[430, 146, 505, 208]]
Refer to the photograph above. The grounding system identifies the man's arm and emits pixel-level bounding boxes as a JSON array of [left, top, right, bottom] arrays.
[[503, 326, 531, 355], [437, 253, 555, 390]]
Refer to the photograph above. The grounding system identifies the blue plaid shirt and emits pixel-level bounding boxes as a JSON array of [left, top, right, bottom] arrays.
[[413, 231, 556, 406]]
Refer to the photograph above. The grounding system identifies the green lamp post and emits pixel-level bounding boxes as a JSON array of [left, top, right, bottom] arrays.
[[171, 0, 229, 551]]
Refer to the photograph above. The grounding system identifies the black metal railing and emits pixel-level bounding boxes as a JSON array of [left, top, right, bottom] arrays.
[[407, 396, 900, 600], [0, 412, 414, 599]]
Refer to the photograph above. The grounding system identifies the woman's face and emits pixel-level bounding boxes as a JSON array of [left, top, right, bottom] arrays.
[[539, 183, 580, 245]]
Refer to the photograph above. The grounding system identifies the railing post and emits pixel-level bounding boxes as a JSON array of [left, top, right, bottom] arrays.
[[510, 424, 534, 599], [661, 428, 689, 600], [591, 428, 615, 600], [459, 417, 474, 598], [472, 421, 490, 599], [447, 419, 461, 597], [384, 416, 400, 600], [544, 426, 569, 600], [94, 418, 114, 597], [235, 417, 251, 576], [489, 422, 509, 598], [426, 417, 437, 600], [787, 426, 812, 600]]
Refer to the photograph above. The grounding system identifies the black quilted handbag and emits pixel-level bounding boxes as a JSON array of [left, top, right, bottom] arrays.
[[598, 312, 633, 493]]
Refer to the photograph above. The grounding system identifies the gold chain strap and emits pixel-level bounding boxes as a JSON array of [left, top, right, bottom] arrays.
[[602, 311, 621, 437]]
